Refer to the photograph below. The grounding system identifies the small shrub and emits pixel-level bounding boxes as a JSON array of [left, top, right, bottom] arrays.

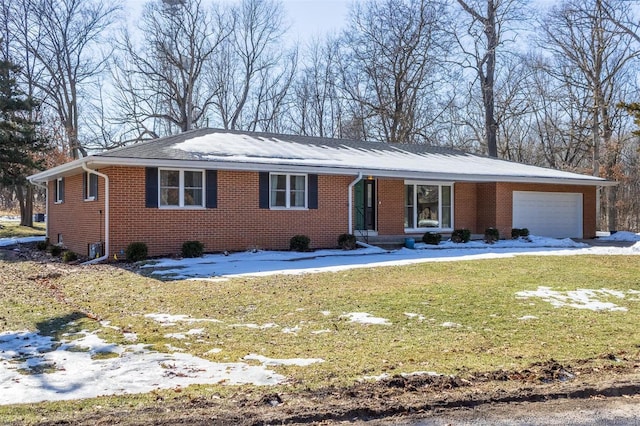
[[338, 233, 357, 250], [36, 239, 49, 251], [450, 228, 471, 243], [290, 235, 311, 252], [62, 250, 78, 263], [182, 240, 204, 258], [484, 227, 500, 244], [49, 245, 63, 257], [125, 242, 148, 262], [422, 232, 442, 245], [511, 228, 530, 239]]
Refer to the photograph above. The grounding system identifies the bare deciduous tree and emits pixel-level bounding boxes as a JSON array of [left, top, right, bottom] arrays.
[[454, 0, 525, 157], [11, 0, 119, 159], [114, 0, 228, 141], [539, 0, 640, 230], [339, 0, 452, 144], [210, 0, 295, 132]]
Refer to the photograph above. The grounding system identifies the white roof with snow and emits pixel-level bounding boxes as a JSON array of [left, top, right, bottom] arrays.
[[29, 128, 614, 186]]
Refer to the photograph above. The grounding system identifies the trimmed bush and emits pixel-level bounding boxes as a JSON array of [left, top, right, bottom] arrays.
[[450, 228, 471, 243], [290, 235, 311, 252], [484, 227, 500, 244], [49, 245, 63, 257], [338, 233, 357, 250], [422, 232, 442, 245], [511, 228, 530, 239], [62, 250, 78, 263], [36, 239, 49, 251], [182, 240, 204, 258], [125, 242, 148, 262]]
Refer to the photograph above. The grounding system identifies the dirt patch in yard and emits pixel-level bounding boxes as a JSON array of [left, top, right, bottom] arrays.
[[25, 360, 640, 425]]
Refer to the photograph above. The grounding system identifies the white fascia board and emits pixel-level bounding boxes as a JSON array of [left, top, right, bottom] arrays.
[[28, 157, 90, 183], [29, 155, 616, 187]]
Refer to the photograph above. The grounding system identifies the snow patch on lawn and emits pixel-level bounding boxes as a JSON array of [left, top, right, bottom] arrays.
[[0, 329, 286, 405], [598, 231, 640, 242], [230, 323, 278, 329], [144, 313, 222, 326], [243, 354, 324, 367], [405, 312, 426, 321], [362, 371, 441, 381], [341, 312, 392, 325], [516, 287, 630, 311], [0, 236, 45, 247], [139, 235, 640, 280], [518, 315, 539, 321]]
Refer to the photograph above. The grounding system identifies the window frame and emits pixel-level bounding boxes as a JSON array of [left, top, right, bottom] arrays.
[[403, 180, 454, 232], [84, 172, 99, 201], [269, 173, 308, 209], [54, 178, 64, 204], [158, 168, 206, 209]]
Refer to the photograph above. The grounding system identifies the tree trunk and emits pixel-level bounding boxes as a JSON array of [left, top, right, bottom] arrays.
[[16, 185, 34, 227]]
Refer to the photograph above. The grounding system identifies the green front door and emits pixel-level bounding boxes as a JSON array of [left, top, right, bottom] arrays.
[[354, 179, 375, 231]]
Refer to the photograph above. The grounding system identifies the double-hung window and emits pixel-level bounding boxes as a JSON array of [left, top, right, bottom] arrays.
[[84, 172, 98, 201], [270, 173, 307, 209], [159, 169, 204, 208], [54, 178, 64, 203], [404, 181, 453, 230]]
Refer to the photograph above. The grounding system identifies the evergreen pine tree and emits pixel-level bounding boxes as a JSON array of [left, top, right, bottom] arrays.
[[0, 58, 47, 226], [618, 102, 640, 136]]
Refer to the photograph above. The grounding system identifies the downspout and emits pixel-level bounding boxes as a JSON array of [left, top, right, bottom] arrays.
[[348, 172, 364, 234], [82, 163, 109, 264], [31, 180, 48, 241]]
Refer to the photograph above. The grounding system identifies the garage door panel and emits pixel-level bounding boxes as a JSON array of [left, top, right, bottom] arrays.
[[513, 191, 582, 239]]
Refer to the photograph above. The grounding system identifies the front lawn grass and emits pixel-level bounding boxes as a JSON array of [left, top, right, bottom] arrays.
[[1, 255, 639, 422], [0, 220, 46, 239]]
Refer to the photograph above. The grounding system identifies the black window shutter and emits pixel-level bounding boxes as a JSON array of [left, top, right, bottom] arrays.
[[60, 178, 65, 201], [308, 174, 318, 209], [205, 170, 217, 208], [145, 167, 158, 208], [82, 172, 87, 199], [54, 180, 58, 202], [259, 172, 269, 209]]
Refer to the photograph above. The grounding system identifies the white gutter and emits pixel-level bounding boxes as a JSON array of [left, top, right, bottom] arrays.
[[348, 172, 364, 234], [81, 163, 109, 264], [31, 180, 48, 240]]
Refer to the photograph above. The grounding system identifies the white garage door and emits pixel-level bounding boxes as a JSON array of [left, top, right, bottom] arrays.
[[513, 191, 583, 238]]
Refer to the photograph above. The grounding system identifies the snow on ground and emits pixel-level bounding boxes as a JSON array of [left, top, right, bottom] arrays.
[[0, 329, 290, 405], [0, 236, 45, 247], [341, 312, 392, 325], [2, 234, 640, 405], [516, 286, 631, 312], [142, 235, 640, 280], [144, 313, 222, 326], [243, 354, 324, 367], [598, 231, 640, 242]]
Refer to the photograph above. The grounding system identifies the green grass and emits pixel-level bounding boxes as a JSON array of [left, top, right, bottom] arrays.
[[1, 255, 640, 422], [0, 220, 46, 239]]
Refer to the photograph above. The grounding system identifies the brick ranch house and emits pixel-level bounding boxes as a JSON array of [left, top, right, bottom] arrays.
[[29, 128, 615, 260]]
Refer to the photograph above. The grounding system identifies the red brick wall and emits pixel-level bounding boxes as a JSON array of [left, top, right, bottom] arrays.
[[48, 173, 106, 256], [453, 182, 477, 231], [48, 167, 599, 258], [450, 182, 596, 238], [377, 179, 405, 234], [475, 183, 497, 232], [105, 167, 351, 257], [495, 183, 597, 238]]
